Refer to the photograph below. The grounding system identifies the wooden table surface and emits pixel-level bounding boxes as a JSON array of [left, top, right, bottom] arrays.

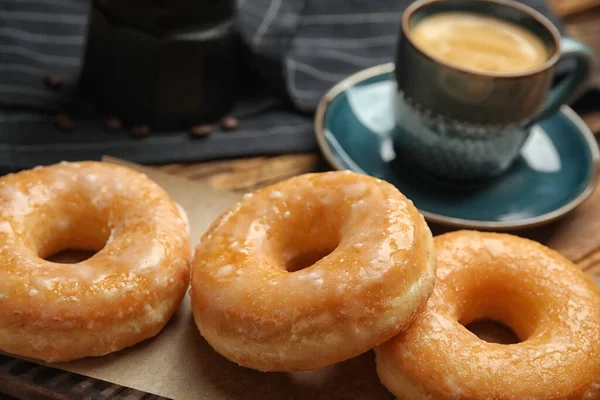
[[3, 1, 600, 399]]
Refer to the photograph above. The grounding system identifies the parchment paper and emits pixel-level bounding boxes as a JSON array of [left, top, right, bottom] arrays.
[[53, 157, 394, 400]]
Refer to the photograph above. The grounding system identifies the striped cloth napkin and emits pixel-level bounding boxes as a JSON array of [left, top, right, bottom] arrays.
[[0, 0, 566, 170]]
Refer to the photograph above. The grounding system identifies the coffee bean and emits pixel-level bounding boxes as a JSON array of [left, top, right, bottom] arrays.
[[221, 117, 238, 131], [131, 125, 150, 138], [190, 124, 215, 137], [105, 117, 122, 131]]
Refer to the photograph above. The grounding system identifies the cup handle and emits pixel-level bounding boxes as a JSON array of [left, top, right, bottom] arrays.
[[530, 37, 594, 124]]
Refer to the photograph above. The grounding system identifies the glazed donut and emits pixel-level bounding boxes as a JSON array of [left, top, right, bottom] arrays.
[[191, 171, 436, 371], [0, 161, 191, 362], [376, 231, 600, 400]]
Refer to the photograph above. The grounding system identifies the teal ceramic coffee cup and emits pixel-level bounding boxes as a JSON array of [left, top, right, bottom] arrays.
[[393, 0, 594, 181]]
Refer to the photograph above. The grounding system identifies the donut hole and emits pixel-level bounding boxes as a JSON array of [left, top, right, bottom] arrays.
[[464, 319, 521, 345], [456, 280, 540, 343], [267, 196, 344, 272], [32, 209, 111, 264], [45, 249, 99, 264], [279, 226, 340, 272], [40, 231, 109, 263], [285, 247, 338, 272]]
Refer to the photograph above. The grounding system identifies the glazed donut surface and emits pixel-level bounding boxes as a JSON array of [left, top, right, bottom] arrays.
[[0, 161, 191, 362], [191, 171, 436, 371], [376, 231, 600, 400]]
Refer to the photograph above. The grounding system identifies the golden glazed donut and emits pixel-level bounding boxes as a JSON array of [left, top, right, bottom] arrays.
[[0, 161, 191, 362], [376, 231, 600, 400], [191, 171, 436, 371]]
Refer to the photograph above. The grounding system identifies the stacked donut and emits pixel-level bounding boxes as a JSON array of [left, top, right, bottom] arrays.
[[191, 172, 600, 399]]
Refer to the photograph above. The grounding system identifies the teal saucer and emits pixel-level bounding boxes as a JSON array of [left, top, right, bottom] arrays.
[[315, 63, 599, 230]]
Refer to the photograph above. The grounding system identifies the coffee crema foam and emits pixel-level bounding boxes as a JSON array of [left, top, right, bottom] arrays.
[[410, 12, 548, 74]]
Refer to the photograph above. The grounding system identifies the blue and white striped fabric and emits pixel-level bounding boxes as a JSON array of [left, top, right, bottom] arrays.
[[0, 0, 565, 169]]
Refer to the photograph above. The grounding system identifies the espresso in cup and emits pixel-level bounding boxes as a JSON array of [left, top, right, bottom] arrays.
[[393, 0, 594, 181], [411, 12, 548, 74]]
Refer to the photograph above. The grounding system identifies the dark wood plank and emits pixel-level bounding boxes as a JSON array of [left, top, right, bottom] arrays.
[[0, 355, 170, 400]]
